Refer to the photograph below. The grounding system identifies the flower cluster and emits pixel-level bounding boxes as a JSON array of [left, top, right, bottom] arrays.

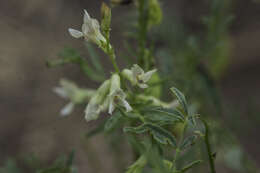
[[68, 10, 107, 47], [52, 9, 158, 121]]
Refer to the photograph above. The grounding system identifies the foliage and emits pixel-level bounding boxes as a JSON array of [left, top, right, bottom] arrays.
[[2, 0, 258, 173]]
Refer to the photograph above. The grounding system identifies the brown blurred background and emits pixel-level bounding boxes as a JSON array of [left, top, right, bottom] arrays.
[[0, 0, 259, 172]]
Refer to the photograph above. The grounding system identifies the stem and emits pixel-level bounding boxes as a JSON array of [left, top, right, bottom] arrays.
[[171, 118, 188, 172], [108, 49, 120, 73], [137, 0, 149, 67], [201, 119, 216, 173]]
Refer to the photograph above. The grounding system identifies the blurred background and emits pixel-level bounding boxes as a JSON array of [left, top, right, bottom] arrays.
[[0, 0, 259, 172]]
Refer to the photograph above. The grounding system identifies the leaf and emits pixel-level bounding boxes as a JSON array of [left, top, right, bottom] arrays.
[[170, 87, 188, 115], [146, 123, 177, 147], [126, 155, 147, 173], [47, 47, 105, 82], [124, 123, 177, 147], [143, 106, 185, 122], [180, 160, 202, 172], [180, 135, 197, 150], [66, 150, 75, 167], [86, 43, 105, 75], [123, 124, 148, 134], [85, 120, 106, 138], [36, 152, 76, 173], [104, 111, 122, 132]]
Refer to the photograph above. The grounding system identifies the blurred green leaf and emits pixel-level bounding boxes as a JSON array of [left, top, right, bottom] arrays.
[[86, 43, 105, 75], [47, 47, 105, 82], [126, 155, 146, 173], [180, 135, 197, 150], [170, 87, 188, 115], [0, 159, 21, 173], [85, 120, 106, 138], [180, 160, 202, 172], [104, 111, 122, 132]]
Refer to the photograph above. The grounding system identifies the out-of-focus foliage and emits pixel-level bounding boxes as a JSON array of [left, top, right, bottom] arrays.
[[0, 152, 77, 173]]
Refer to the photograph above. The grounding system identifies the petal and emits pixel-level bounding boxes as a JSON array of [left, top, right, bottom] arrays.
[[84, 102, 100, 121], [83, 9, 91, 23], [68, 28, 83, 38], [53, 87, 68, 98], [60, 102, 74, 116], [109, 74, 121, 94], [116, 89, 126, 99], [91, 19, 100, 30], [132, 64, 144, 77], [121, 99, 132, 112], [82, 23, 91, 36], [142, 69, 157, 82], [138, 83, 148, 89], [108, 101, 115, 115], [122, 69, 135, 84]]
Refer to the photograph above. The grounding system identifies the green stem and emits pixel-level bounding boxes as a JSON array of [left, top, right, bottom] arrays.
[[108, 49, 120, 73], [137, 0, 149, 67], [171, 118, 188, 172], [201, 119, 216, 173]]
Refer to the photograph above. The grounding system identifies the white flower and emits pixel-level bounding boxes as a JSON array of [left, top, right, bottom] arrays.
[[84, 80, 111, 121], [122, 64, 157, 88], [108, 74, 132, 114], [68, 9, 106, 46], [54, 79, 95, 116], [108, 88, 132, 114]]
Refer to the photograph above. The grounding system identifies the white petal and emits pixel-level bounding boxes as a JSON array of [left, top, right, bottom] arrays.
[[132, 64, 144, 77], [84, 102, 100, 121], [53, 87, 68, 98], [82, 23, 91, 36], [108, 101, 115, 115], [121, 99, 132, 112], [138, 83, 148, 89], [83, 9, 91, 23], [109, 74, 121, 94], [122, 69, 134, 84], [60, 102, 74, 116], [142, 69, 157, 82], [68, 28, 83, 38]]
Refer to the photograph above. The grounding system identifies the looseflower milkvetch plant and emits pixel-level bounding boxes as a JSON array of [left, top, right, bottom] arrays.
[[49, 1, 218, 173]]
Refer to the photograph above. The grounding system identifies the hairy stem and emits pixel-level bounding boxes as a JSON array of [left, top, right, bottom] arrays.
[[201, 119, 216, 173], [171, 118, 188, 172]]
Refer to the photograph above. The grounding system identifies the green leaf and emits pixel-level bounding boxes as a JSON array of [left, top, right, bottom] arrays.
[[124, 123, 177, 147], [124, 124, 148, 134], [170, 87, 188, 115], [180, 135, 197, 150], [146, 123, 177, 147], [86, 43, 105, 75], [104, 111, 122, 132], [126, 155, 147, 173], [47, 47, 105, 82], [180, 160, 202, 172], [143, 106, 184, 123], [85, 120, 106, 138]]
